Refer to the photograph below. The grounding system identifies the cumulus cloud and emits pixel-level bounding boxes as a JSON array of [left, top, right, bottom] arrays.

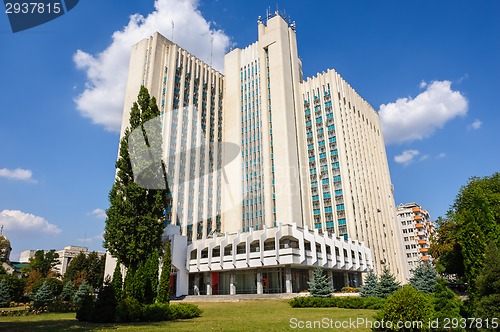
[[394, 150, 420, 165], [88, 208, 106, 219], [74, 0, 231, 132], [0, 168, 36, 183], [469, 119, 482, 130], [0, 210, 61, 235], [379, 80, 468, 144]]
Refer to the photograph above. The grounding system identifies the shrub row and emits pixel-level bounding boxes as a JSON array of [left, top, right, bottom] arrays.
[[115, 298, 202, 323], [289, 296, 386, 310]]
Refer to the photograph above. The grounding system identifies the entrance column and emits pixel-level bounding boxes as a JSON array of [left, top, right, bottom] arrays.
[[343, 272, 349, 288], [206, 272, 212, 295], [230, 272, 236, 295], [327, 270, 334, 291], [256, 269, 263, 294], [285, 266, 292, 293]]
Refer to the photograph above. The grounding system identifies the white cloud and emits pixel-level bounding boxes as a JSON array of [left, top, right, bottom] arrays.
[[0, 210, 61, 235], [394, 150, 420, 165], [77, 233, 103, 243], [469, 119, 482, 130], [379, 80, 468, 144], [437, 153, 446, 159], [0, 168, 36, 183], [88, 208, 106, 219], [419, 81, 427, 89], [74, 0, 231, 132]]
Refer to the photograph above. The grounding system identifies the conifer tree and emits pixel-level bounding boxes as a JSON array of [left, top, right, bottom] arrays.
[[475, 242, 500, 323], [360, 271, 380, 297], [31, 280, 54, 309], [0, 278, 11, 307], [60, 281, 76, 302], [409, 261, 438, 293], [378, 266, 400, 298], [112, 261, 123, 302], [308, 267, 332, 298], [157, 241, 171, 303]]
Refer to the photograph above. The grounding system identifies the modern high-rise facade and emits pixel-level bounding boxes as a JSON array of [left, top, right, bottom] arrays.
[[105, 12, 406, 296], [397, 202, 435, 279]]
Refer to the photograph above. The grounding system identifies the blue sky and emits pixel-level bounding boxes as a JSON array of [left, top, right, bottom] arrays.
[[1, 0, 499, 260]]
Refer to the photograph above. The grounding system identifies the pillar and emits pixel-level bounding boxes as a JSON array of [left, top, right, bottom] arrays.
[[206, 272, 212, 295], [256, 269, 263, 294], [343, 272, 349, 288], [230, 272, 236, 295], [327, 270, 333, 290], [285, 266, 292, 293], [194, 274, 200, 295]]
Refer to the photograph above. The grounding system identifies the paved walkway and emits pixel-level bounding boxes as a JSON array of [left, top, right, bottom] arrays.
[[172, 293, 300, 302]]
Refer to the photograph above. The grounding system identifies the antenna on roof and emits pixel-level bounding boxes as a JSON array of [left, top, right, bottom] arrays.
[[171, 20, 174, 42], [0, 225, 3, 235], [210, 36, 214, 66]]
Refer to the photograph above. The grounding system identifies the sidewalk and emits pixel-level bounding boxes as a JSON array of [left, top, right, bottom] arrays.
[[172, 293, 300, 302]]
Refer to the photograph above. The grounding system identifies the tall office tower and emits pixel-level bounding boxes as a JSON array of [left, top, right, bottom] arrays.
[[299, 71, 406, 281], [120, 32, 224, 241], [222, 15, 304, 234], [397, 203, 435, 278]]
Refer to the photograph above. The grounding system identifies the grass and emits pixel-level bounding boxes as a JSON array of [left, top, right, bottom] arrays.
[[0, 300, 377, 331]]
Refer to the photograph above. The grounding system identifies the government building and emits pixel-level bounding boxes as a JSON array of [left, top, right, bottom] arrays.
[[105, 12, 406, 296]]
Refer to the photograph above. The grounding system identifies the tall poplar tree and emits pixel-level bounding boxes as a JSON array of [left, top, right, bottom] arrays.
[[103, 86, 169, 274]]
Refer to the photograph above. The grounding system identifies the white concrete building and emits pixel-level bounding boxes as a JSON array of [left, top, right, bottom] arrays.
[[20, 246, 105, 276], [105, 11, 406, 296], [397, 202, 435, 279]]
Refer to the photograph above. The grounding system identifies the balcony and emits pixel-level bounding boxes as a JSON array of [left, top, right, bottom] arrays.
[[418, 239, 427, 245], [412, 207, 421, 213], [419, 247, 429, 253], [414, 215, 423, 221], [416, 223, 424, 229]]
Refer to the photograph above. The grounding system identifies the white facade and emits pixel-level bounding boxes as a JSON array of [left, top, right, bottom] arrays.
[[20, 246, 105, 276], [397, 203, 435, 279], [107, 12, 407, 295]]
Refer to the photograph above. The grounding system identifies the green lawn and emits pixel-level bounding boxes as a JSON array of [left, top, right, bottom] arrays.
[[0, 300, 377, 331]]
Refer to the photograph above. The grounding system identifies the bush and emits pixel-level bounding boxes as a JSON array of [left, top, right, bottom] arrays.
[[74, 280, 94, 322], [289, 296, 385, 310], [373, 285, 434, 331], [341, 286, 358, 293], [143, 303, 171, 321], [116, 297, 143, 322], [92, 278, 117, 323], [170, 303, 203, 319], [0, 274, 25, 303]]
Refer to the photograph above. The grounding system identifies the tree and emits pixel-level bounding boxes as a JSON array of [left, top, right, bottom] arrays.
[[92, 276, 117, 323], [64, 252, 105, 290], [429, 216, 465, 278], [112, 261, 123, 302], [60, 281, 76, 302], [31, 277, 63, 298], [360, 271, 380, 297], [308, 267, 332, 298], [31, 281, 54, 309], [103, 85, 168, 274], [0, 278, 11, 307], [431, 173, 500, 292], [74, 280, 94, 321], [409, 261, 438, 293], [0, 274, 25, 303], [29, 250, 59, 277], [432, 278, 462, 331], [374, 285, 434, 332], [475, 242, 500, 325], [157, 241, 171, 303], [378, 266, 400, 298], [85, 252, 106, 290], [63, 252, 87, 284]]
